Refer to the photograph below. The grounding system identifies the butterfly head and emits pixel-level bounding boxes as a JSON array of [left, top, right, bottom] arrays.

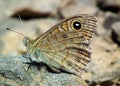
[[23, 36, 34, 51]]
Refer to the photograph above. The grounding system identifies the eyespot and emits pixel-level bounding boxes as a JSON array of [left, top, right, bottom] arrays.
[[73, 21, 82, 30], [63, 34, 67, 38]]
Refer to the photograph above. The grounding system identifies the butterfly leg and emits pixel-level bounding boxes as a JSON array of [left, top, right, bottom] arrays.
[[47, 65, 61, 73], [22, 51, 37, 71]]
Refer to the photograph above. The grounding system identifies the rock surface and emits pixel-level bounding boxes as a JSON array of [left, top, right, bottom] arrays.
[[0, 56, 88, 86], [112, 21, 120, 45]]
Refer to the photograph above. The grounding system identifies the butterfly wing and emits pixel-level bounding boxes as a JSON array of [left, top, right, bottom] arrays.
[[32, 14, 97, 76]]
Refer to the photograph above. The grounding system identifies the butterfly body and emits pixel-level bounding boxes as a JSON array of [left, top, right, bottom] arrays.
[[24, 14, 97, 76]]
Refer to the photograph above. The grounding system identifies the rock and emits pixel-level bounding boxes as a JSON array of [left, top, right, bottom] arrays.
[[103, 14, 120, 30], [0, 56, 32, 86], [82, 36, 120, 83], [96, 0, 120, 13], [59, 0, 97, 17], [0, 0, 61, 18], [0, 40, 4, 54], [96, 12, 119, 37], [0, 56, 88, 86], [112, 21, 120, 45]]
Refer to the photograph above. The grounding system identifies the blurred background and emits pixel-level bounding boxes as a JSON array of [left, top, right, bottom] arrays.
[[0, 0, 120, 85]]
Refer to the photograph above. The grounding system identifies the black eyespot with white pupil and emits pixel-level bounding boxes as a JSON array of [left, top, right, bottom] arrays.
[[63, 34, 67, 38], [73, 21, 82, 30]]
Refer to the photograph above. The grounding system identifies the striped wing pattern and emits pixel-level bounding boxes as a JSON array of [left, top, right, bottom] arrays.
[[27, 14, 97, 76]]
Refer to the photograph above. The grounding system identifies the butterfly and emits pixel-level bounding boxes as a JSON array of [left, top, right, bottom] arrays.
[[23, 14, 97, 76]]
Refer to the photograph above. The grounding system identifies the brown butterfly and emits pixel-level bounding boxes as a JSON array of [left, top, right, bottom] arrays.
[[23, 14, 97, 76]]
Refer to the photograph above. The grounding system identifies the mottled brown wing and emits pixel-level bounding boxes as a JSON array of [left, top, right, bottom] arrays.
[[33, 14, 97, 76]]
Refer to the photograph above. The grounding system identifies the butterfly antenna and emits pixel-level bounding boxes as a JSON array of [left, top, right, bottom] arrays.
[[18, 15, 28, 37], [18, 15, 24, 26], [6, 28, 26, 37], [6, 15, 27, 37]]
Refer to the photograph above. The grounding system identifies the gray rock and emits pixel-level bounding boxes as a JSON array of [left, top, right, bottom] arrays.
[[0, 56, 32, 86], [0, 56, 88, 86]]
